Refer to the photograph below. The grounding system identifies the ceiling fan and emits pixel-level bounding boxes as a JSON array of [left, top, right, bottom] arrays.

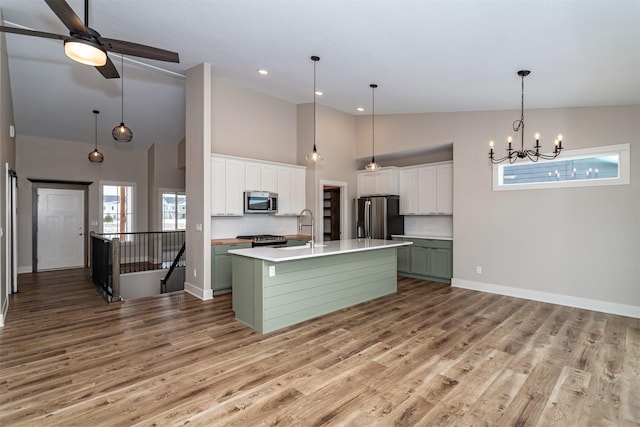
[[0, 0, 179, 79]]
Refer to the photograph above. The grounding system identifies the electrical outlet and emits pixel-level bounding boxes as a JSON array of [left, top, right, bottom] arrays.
[[193, 268, 197, 278], [269, 266, 275, 277], [476, 266, 482, 274]]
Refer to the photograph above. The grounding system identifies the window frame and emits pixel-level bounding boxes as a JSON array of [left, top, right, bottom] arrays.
[[492, 143, 630, 191], [100, 181, 136, 235], [160, 188, 186, 231]]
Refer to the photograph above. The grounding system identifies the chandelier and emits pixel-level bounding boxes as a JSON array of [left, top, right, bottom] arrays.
[[489, 70, 563, 164]]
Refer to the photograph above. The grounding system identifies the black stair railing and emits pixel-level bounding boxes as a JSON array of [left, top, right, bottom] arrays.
[[161, 241, 186, 293]]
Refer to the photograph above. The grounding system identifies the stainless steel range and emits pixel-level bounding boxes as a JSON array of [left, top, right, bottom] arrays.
[[237, 234, 288, 247]]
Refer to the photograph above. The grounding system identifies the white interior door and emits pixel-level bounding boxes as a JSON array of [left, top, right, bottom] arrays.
[[37, 188, 84, 270]]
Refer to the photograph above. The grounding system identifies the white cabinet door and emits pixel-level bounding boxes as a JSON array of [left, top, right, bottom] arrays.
[[211, 156, 226, 216], [375, 168, 399, 195], [417, 166, 437, 214], [276, 166, 305, 215], [436, 163, 453, 214], [261, 164, 278, 193], [224, 159, 245, 215], [357, 171, 375, 197], [276, 167, 292, 215], [244, 162, 261, 191], [290, 168, 306, 214], [399, 168, 417, 215]]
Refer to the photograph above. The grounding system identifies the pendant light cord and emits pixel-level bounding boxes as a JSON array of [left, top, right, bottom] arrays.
[[121, 55, 125, 123], [94, 110, 98, 149], [313, 57, 317, 151], [370, 83, 378, 162]]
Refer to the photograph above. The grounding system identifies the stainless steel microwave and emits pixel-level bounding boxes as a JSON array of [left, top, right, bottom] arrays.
[[244, 191, 278, 214]]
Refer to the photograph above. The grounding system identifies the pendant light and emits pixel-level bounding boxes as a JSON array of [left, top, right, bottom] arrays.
[[305, 55, 323, 162], [365, 83, 380, 171], [88, 110, 104, 163], [112, 55, 133, 142]]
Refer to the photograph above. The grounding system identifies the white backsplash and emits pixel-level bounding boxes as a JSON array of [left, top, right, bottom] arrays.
[[211, 215, 299, 239], [404, 215, 453, 237]]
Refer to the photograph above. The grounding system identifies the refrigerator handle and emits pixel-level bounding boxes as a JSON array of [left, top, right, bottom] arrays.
[[364, 200, 371, 238]]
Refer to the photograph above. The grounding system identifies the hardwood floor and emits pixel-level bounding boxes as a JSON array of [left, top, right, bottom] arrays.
[[1, 269, 639, 426]]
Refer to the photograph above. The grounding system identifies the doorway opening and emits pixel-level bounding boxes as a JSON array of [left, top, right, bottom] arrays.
[[29, 179, 91, 272], [317, 180, 349, 242]]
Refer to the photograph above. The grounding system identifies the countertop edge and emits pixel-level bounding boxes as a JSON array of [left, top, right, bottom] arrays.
[[391, 234, 453, 241]]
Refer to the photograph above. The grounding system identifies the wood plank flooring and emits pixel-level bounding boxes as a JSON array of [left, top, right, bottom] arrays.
[[1, 269, 639, 426]]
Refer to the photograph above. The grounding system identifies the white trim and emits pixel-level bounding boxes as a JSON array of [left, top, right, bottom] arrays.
[[99, 180, 137, 234], [452, 278, 640, 319], [183, 281, 213, 300], [318, 180, 350, 241], [18, 265, 32, 274], [493, 143, 630, 191], [0, 295, 7, 327]]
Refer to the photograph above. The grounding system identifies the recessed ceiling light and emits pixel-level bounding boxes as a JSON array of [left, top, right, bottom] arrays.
[[257, 69, 268, 75], [356, 107, 364, 112], [315, 90, 323, 96]]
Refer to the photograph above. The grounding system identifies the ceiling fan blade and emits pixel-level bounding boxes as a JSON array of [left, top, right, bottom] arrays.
[[0, 25, 66, 41], [44, 0, 87, 34], [100, 38, 179, 63], [95, 56, 119, 79]]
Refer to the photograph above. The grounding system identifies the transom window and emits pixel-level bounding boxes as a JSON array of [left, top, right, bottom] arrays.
[[493, 143, 630, 191]]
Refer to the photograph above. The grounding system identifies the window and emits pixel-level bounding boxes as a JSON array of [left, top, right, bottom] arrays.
[[162, 191, 186, 231], [493, 143, 630, 191], [102, 184, 134, 234]]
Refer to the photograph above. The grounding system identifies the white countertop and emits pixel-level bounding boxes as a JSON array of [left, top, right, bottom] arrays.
[[392, 234, 453, 241], [228, 238, 412, 262]]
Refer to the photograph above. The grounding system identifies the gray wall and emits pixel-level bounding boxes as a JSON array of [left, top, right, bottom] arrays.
[[356, 105, 640, 311], [0, 13, 17, 324]]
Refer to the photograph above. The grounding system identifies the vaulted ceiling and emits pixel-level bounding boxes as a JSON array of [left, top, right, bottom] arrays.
[[1, 0, 639, 149]]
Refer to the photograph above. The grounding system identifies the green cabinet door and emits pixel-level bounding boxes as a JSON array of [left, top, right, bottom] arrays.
[[397, 245, 411, 273], [212, 242, 251, 294], [410, 247, 429, 276], [428, 248, 452, 279], [287, 238, 308, 247]]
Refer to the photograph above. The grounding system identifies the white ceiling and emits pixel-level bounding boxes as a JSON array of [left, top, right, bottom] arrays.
[[1, 0, 639, 149]]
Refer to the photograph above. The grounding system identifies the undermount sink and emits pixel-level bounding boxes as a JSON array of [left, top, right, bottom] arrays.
[[279, 243, 328, 250]]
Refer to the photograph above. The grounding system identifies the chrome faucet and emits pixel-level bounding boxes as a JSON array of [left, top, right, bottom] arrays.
[[298, 208, 314, 246]]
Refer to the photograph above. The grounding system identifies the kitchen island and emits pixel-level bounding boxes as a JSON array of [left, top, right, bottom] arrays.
[[229, 239, 412, 333]]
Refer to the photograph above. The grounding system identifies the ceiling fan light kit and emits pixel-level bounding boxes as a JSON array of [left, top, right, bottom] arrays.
[[0, 0, 179, 79], [64, 38, 106, 66]]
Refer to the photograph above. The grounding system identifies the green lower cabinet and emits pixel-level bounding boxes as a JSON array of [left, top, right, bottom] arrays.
[[212, 242, 251, 295], [429, 247, 452, 279], [287, 238, 309, 247], [397, 245, 411, 273], [393, 237, 452, 283]]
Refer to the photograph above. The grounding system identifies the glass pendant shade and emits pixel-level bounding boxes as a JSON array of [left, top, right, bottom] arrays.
[[113, 55, 133, 142], [64, 39, 107, 66], [366, 83, 380, 171], [305, 55, 322, 162], [88, 110, 104, 163]]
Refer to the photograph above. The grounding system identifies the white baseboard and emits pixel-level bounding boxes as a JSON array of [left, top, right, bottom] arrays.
[[452, 278, 640, 319], [183, 281, 213, 301], [18, 266, 32, 274], [0, 296, 8, 327]]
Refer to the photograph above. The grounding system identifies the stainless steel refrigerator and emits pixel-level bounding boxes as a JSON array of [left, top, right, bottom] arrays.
[[355, 195, 404, 240]]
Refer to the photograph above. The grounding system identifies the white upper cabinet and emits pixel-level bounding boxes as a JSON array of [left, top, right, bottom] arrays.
[[212, 154, 305, 217], [211, 155, 245, 216], [277, 166, 306, 215], [398, 161, 453, 215], [399, 168, 417, 215], [244, 162, 278, 193], [357, 167, 399, 197]]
